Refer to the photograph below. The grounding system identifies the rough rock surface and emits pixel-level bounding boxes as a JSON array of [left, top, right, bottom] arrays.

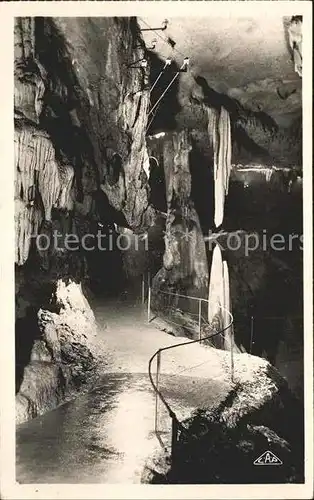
[[15, 17, 152, 421], [149, 131, 209, 294], [15, 17, 152, 266], [144, 355, 303, 484], [16, 280, 101, 424]]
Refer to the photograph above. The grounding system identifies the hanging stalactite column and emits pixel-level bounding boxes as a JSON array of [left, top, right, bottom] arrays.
[[207, 105, 232, 229], [206, 105, 237, 352]]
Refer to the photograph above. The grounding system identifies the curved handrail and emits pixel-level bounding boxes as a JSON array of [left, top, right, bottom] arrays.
[[148, 289, 234, 436]]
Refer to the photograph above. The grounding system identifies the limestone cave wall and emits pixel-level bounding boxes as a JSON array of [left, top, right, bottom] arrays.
[[15, 16, 152, 422]]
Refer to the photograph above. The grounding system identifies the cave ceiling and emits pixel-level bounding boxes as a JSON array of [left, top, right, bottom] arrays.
[[139, 16, 302, 128]]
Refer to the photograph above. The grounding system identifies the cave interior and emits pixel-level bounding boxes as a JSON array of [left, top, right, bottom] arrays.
[[13, 14, 305, 484]]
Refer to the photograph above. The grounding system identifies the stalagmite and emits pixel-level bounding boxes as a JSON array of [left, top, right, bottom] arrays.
[[222, 260, 234, 350], [208, 244, 236, 352], [207, 106, 232, 228], [208, 243, 224, 326]]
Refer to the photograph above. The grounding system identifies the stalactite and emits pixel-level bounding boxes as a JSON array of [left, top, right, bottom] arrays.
[[14, 17, 36, 64], [38, 159, 61, 222], [15, 125, 75, 263], [207, 106, 219, 152], [207, 106, 232, 228], [14, 18, 47, 124], [56, 164, 75, 211], [265, 169, 273, 183], [14, 17, 76, 264], [287, 17, 302, 78], [15, 199, 42, 266]]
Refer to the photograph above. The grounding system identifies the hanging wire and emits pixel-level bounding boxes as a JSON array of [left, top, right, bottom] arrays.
[[139, 18, 195, 132], [149, 58, 172, 94], [146, 99, 163, 132], [146, 59, 189, 131], [147, 71, 179, 120], [148, 59, 187, 119]]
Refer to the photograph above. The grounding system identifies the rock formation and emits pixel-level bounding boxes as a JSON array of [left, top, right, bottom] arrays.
[[16, 279, 100, 424], [207, 106, 232, 228], [149, 130, 209, 294], [208, 243, 236, 351], [15, 16, 153, 422], [14, 16, 303, 429], [145, 354, 303, 484], [287, 16, 303, 78]]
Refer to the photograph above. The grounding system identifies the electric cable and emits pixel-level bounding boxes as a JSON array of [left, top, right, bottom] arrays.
[[146, 99, 163, 132], [139, 18, 194, 130], [147, 66, 182, 118], [149, 58, 172, 94]]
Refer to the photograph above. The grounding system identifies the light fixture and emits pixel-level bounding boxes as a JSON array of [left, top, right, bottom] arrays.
[[127, 58, 148, 69], [179, 57, 190, 72], [161, 19, 168, 31], [151, 132, 165, 139], [148, 39, 157, 50], [140, 19, 168, 32]]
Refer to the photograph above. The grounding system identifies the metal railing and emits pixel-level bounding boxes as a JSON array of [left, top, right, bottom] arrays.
[[145, 274, 234, 461]]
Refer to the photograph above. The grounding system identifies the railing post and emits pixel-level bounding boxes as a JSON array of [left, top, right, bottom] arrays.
[[230, 326, 234, 383], [155, 350, 161, 433], [198, 299, 202, 341], [147, 281, 151, 323], [141, 273, 145, 304], [250, 315, 254, 353], [171, 417, 178, 465]]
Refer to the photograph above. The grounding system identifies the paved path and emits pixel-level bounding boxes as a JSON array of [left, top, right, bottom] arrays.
[[16, 372, 228, 483], [16, 297, 234, 483]]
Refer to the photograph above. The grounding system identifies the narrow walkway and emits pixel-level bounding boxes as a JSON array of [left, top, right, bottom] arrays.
[[92, 296, 232, 381], [16, 296, 235, 484]]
